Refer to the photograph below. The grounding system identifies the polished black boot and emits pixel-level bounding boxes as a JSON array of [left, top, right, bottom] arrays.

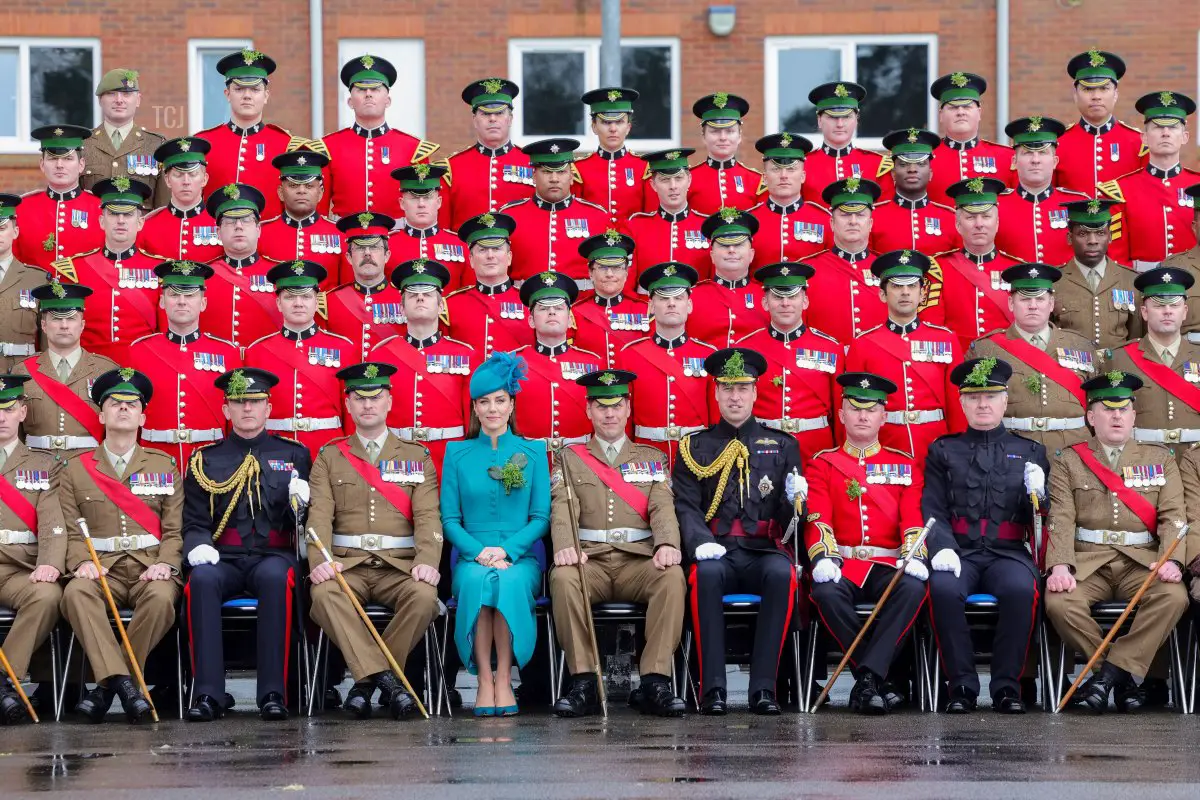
[[944, 685, 977, 714], [849, 672, 887, 715], [991, 686, 1025, 714], [112, 676, 152, 723], [343, 682, 374, 719], [186, 694, 224, 722], [553, 674, 599, 718], [0, 682, 28, 725], [76, 683, 116, 723], [375, 671, 416, 720], [1114, 678, 1145, 714], [699, 687, 727, 716], [750, 689, 781, 715], [260, 691, 289, 721], [879, 679, 908, 711], [638, 676, 685, 718], [1074, 662, 1126, 714], [1139, 677, 1168, 709]]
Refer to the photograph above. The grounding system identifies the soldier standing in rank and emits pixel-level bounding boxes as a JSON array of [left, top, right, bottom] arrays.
[[1056, 50, 1147, 196], [387, 164, 466, 289], [748, 132, 830, 269], [804, 178, 887, 346], [871, 129, 961, 256], [0, 196, 45, 373], [550, 370, 687, 717], [571, 231, 649, 368], [138, 137, 224, 264], [326, 212, 407, 363], [445, 213, 535, 358], [14, 125, 104, 275], [737, 262, 841, 462], [1045, 371, 1191, 713], [441, 79, 533, 231], [0, 375, 65, 725], [927, 73, 1016, 205], [59, 368, 182, 723], [321, 55, 438, 221], [620, 263, 717, 465], [130, 261, 243, 465], [1102, 92, 1199, 270], [182, 367, 311, 722], [259, 150, 343, 290], [687, 209, 767, 348], [574, 88, 651, 224], [924, 357, 1048, 713], [846, 250, 966, 460], [502, 138, 610, 287], [1052, 198, 1142, 349], [622, 149, 711, 290], [82, 69, 167, 207], [244, 262, 355, 457], [673, 347, 804, 715], [1162, 185, 1200, 331], [687, 93, 761, 214], [969, 264, 1096, 453], [800, 82, 895, 206], [307, 361, 442, 720], [194, 49, 294, 220], [805, 372, 929, 714]]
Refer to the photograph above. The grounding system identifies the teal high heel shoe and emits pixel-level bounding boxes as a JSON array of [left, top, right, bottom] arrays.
[[474, 705, 496, 717], [497, 703, 519, 717]]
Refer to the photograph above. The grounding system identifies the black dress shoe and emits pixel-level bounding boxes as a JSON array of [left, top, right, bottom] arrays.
[[1140, 677, 1169, 709], [76, 684, 115, 723], [944, 686, 977, 714], [187, 694, 224, 722], [375, 671, 416, 720], [112, 676, 152, 723], [639, 679, 685, 718], [447, 687, 463, 709], [750, 689, 781, 715], [553, 675, 599, 718], [343, 682, 374, 719], [324, 687, 343, 710], [850, 674, 888, 715], [1075, 662, 1127, 714], [699, 687, 727, 716], [0, 683, 28, 725], [223, 692, 236, 710], [260, 692, 289, 721], [991, 687, 1025, 714], [879, 680, 907, 711], [1114, 680, 1145, 714]]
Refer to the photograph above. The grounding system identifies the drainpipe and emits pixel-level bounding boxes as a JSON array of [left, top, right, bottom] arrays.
[[310, 0, 325, 138], [995, 0, 1009, 140]]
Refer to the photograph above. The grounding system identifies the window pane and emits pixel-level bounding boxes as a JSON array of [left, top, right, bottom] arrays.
[[201, 50, 231, 130], [521, 51, 586, 136], [856, 44, 928, 138], [776, 47, 840, 132], [29, 47, 93, 131], [621, 45, 671, 141], [0, 48, 16, 137]]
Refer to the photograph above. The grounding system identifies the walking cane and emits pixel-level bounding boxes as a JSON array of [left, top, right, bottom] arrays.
[[76, 517, 159, 723], [304, 528, 429, 719], [810, 517, 935, 713], [0, 646, 38, 723], [1056, 522, 1189, 713], [559, 455, 607, 718]]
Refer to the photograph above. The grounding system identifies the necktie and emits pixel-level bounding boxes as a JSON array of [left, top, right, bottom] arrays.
[[1107, 448, 1122, 469], [114, 456, 126, 478], [1087, 269, 1100, 292], [607, 444, 619, 465], [367, 441, 380, 463], [56, 358, 71, 382], [0, 449, 7, 472], [1162, 349, 1174, 368], [111, 129, 123, 150]]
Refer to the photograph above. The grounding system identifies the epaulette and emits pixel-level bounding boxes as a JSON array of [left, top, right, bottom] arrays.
[[811, 446, 839, 460], [447, 146, 476, 160], [499, 198, 530, 211], [980, 138, 1013, 150], [370, 334, 400, 350], [632, 441, 669, 461], [809, 326, 840, 344], [260, 214, 282, 225], [931, 248, 958, 260], [922, 321, 955, 334], [1058, 187, 1090, 200], [739, 160, 763, 176], [997, 249, 1022, 262], [733, 327, 765, 345], [319, 328, 353, 345], [413, 139, 440, 162], [270, 433, 306, 448], [142, 206, 167, 220], [627, 210, 655, 221], [876, 152, 894, 177], [442, 335, 475, 351], [84, 351, 120, 369], [445, 285, 472, 298], [571, 162, 582, 185], [691, 337, 718, 351], [137, 247, 170, 261], [19, 188, 42, 198], [930, 200, 956, 212], [568, 344, 603, 360], [755, 175, 767, 195], [882, 445, 916, 459], [244, 332, 276, 349], [129, 332, 158, 347], [857, 323, 885, 337], [431, 156, 453, 187], [619, 336, 651, 351], [806, 247, 832, 259], [574, 197, 608, 213], [1139, 441, 1173, 456], [206, 334, 238, 347], [318, 434, 353, 454], [141, 448, 178, 468], [316, 290, 328, 320]]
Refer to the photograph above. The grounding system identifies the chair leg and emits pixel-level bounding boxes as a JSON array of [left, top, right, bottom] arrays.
[[307, 631, 326, 717], [49, 627, 60, 722], [56, 632, 75, 722], [1168, 626, 1185, 714], [681, 630, 695, 707], [428, 621, 451, 719], [544, 614, 558, 704], [790, 629, 803, 714], [802, 620, 819, 713]]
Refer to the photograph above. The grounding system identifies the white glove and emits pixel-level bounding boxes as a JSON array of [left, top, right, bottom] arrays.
[[785, 473, 808, 503], [289, 471, 310, 508], [187, 544, 220, 567], [901, 558, 929, 582], [811, 558, 841, 584], [1023, 462, 1046, 498], [930, 549, 961, 578], [694, 542, 726, 561]]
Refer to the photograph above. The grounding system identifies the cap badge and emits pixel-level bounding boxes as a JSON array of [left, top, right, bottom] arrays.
[[663, 265, 677, 277], [1162, 272, 1174, 283], [665, 150, 681, 161], [844, 176, 861, 193], [291, 261, 305, 275], [1088, 48, 1105, 68], [950, 72, 968, 88], [907, 127, 919, 143], [1160, 91, 1176, 107], [1107, 370, 1123, 388], [966, 177, 985, 193], [1087, 199, 1101, 214], [179, 139, 191, 152], [1028, 115, 1042, 132], [118, 367, 135, 381], [780, 266, 790, 276], [713, 92, 729, 109], [607, 89, 621, 103], [360, 55, 375, 70], [241, 49, 263, 65], [965, 357, 997, 387], [899, 250, 911, 264], [173, 261, 196, 275], [112, 176, 131, 192], [540, 272, 557, 286], [296, 156, 307, 165], [51, 279, 66, 299], [598, 372, 617, 386], [53, 128, 64, 137], [834, 84, 849, 98], [413, 163, 430, 179], [605, 230, 621, 246], [1029, 267, 1039, 277], [357, 212, 374, 228], [479, 213, 496, 228], [719, 206, 739, 223], [860, 378, 871, 389], [413, 259, 427, 274], [481, 78, 504, 95], [549, 143, 560, 154], [121, 69, 139, 84], [223, 185, 240, 200], [721, 351, 747, 380], [364, 364, 380, 379]]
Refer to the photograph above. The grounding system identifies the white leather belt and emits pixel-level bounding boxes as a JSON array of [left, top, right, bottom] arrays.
[[1188, 332, 1200, 345], [837, 544, 901, 561], [389, 425, 465, 442], [0, 530, 36, 545], [761, 415, 829, 434], [91, 534, 159, 552], [1004, 416, 1086, 432], [578, 527, 652, 544], [885, 409, 944, 425], [634, 424, 703, 442], [0, 343, 35, 357], [26, 435, 98, 450], [1075, 528, 1155, 547], [332, 534, 415, 551], [142, 427, 224, 444], [541, 434, 590, 452], [267, 416, 342, 433], [1132, 260, 1161, 273], [1134, 427, 1200, 444]]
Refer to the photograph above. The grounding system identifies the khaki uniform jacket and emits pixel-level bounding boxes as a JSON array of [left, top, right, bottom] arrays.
[[0, 443, 66, 572], [306, 434, 443, 573], [551, 438, 680, 556], [81, 125, 169, 208], [0, 259, 44, 373], [14, 349, 118, 451], [1179, 444, 1200, 568], [1160, 247, 1200, 337], [1106, 337, 1200, 457], [1047, 437, 1189, 581], [59, 444, 183, 572], [1051, 259, 1143, 349]]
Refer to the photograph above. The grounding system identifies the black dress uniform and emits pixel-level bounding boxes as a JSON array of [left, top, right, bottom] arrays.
[[673, 347, 803, 714], [182, 368, 312, 721], [924, 357, 1049, 713]]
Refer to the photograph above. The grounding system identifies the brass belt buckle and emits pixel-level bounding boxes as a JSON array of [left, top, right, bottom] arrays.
[[297, 418, 312, 432], [118, 536, 135, 550], [413, 427, 429, 441], [783, 419, 799, 433], [905, 411, 919, 423], [1166, 429, 1181, 442], [666, 426, 682, 440], [855, 547, 871, 560], [177, 428, 191, 442], [549, 437, 564, 451], [610, 530, 626, 543], [1034, 417, 1047, 430], [52, 436, 65, 449], [1105, 531, 1122, 545], [361, 535, 380, 550]]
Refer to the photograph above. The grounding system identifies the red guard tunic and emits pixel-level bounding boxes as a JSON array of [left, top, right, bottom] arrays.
[[69, 246, 161, 363], [445, 280, 535, 359], [194, 122, 293, 219], [686, 277, 769, 349], [502, 196, 611, 286], [869, 195, 961, 256], [748, 198, 831, 269], [243, 325, 357, 456], [130, 330, 242, 465], [995, 185, 1089, 265], [14, 188, 104, 275], [736, 324, 842, 462], [926, 248, 1021, 350], [800, 144, 896, 206], [385, 222, 467, 290], [845, 319, 966, 461], [803, 248, 885, 347], [571, 291, 650, 369], [440, 143, 534, 231], [1054, 119, 1146, 196], [258, 212, 344, 290], [620, 207, 710, 293], [137, 203, 223, 263], [1103, 164, 1200, 266], [321, 280, 408, 364], [687, 158, 762, 214], [369, 330, 474, 470], [512, 341, 603, 448], [927, 138, 1017, 206], [320, 123, 435, 219], [201, 253, 283, 349], [573, 147, 652, 224]]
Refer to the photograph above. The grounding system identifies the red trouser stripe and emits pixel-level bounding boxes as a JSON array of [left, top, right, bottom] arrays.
[[184, 580, 196, 677], [773, 567, 797, 672], [283, 568, 295, 706], [687, 564, 703, 697]]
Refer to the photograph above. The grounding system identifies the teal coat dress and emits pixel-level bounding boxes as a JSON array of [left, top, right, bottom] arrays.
[[440, 431, 549, 672]]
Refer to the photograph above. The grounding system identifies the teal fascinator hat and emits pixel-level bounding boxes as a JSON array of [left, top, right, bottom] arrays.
[[469, 351, 528, 399]]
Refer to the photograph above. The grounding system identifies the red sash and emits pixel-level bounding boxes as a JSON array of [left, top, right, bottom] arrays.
[[632, 344, 710, 422], [0, 472, 38, 533], [985, 335, 1088, 408], [138, 342, 226, 427], [521, 352, 592, 416], [22, 356, 106, 441], [79, 453, 163, 539], [821, 449, 901, 525], [79, 257, 159, 327], [945, 256, 1011, 314], [214, 262, 282, 322], [857, 334, 946, 401], [376, 338, 461, 411], [567, 445, 650, 520], [334, 440, 413, 521], [1122, 344, 1200, 414], [329, 289, 402, 334], [1070, 442, 1158, 534]]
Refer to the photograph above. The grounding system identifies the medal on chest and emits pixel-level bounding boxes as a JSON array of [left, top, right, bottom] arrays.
[[565, 218, 590, 239], [682, 357, 707, 377], [1111, 289, 1135, 311], [619, 461, 665, 483], [381, 459, 424, 483], [1110, 143, 1120, 162], [308, 346, 342, 368], [909, 339, 952, 363], [990, 272, 1011, 291], [250, 274, 274, 292], [1056, 347, 1095, 373], [924, 216, 941, 235], [685, 230, 709, 250], [503, 165, 534, 185], [794, 221, 825, 243], [795, 348, 838, 373], [129, 472, 175, 496], [1184, 361, 1200, 383], [972, 155, 996, 174], [193, 226, 220, 246], [18, 289, 36, 309], [499, 301, 525, 320], [1122, 464, 1165, 488], [864, 463, 913, 485], [433, 243, 464, 262], [193, 352, 228, 373], [268, 459, 294, 473], [1049, 209, 1070, 229], [372, 303, 405, 325], [426, 354, 470, 375], [608, 312, 650, 332], [71, 209, 89, 229], [559, 361, 598, 381], [14, 470, 50, 491], [118, 268, 156, 289], [1179, 189, 1195, 208]]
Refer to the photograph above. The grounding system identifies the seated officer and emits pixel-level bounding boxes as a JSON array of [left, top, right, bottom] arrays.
[[550, 369, 687, 718], [1045, 371, 1190, 713], [307, 362, 442, 720], [805, 372, 928, 714]]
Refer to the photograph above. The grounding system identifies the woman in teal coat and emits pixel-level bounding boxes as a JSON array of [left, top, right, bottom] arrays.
[[441, 351, 549, 716]]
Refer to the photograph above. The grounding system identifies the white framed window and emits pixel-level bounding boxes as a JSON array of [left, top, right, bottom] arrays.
[[336, 39, 426, 137], [764, 35, 938, 150], [0, 38, 100, 154], [507, 37, 681, 150], [188, 39, 252, 134]]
